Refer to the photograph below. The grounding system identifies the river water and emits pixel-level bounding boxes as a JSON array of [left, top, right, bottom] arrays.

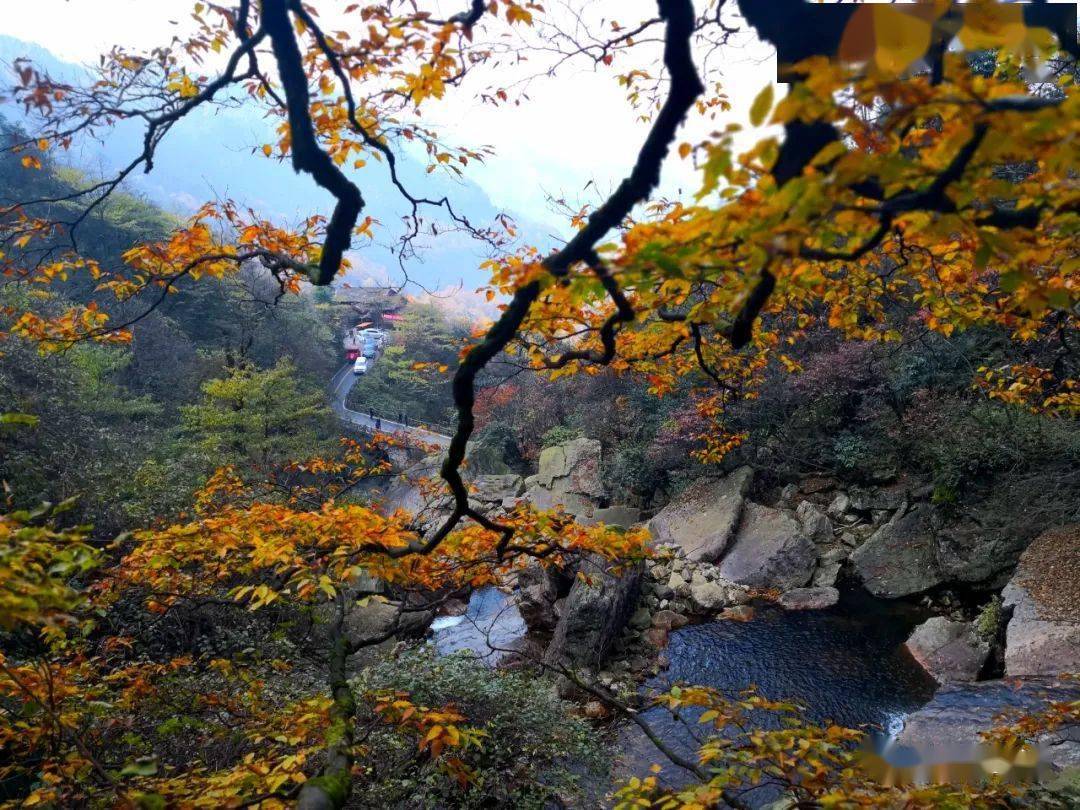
[[434, 586, 940, 801], [615, 589, 938, 799], [432, 586, 526, 663], [643, 590, 936, 738]]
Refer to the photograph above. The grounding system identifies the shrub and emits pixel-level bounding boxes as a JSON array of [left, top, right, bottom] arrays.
[[353, 648, 607, 809], [976, 596, 1003, 641], [541, 424, 583, 449]]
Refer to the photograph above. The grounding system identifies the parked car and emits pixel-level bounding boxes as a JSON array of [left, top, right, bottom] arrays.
[[352, 356, 368, 375], [362, 340, 377, 359]]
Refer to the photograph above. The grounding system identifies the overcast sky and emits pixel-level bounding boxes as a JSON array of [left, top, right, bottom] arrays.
[[2, 0, 780, 227]]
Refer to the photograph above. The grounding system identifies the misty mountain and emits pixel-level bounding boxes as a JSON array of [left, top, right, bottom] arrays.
[[0, 34, 550, 292]]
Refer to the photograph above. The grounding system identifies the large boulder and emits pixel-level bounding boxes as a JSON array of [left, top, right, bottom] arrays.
[[524, 438, 606, 518], [717, 503, 816, 591], [584, 504, 642, 529], [515, 563, 571, 633], [904, 617, 990, 683], [894, 678, 1080, 772], [1001, 526, 1080, 678], [847, 485, 907, 514], [932, 485, 1060, 588], [851, 506, 944, 598], [341, 592, 433, 649], [544, 555, 643, 669], [936, 521, 1031, 588], [812, 547, 847, 588], [648, 467, 753, 562]]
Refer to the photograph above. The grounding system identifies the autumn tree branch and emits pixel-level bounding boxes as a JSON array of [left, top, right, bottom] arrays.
[[428, 0, 704, 562], [261, 0, 363, 286]]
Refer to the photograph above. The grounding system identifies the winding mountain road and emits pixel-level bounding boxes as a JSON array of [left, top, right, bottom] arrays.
[[328, 362, 452, 448]]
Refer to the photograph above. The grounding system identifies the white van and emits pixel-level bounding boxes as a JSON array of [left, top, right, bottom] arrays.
[[352, 356, 368, 375]]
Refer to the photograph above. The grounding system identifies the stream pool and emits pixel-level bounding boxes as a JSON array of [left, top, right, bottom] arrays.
[[434, 586, 940, 802]]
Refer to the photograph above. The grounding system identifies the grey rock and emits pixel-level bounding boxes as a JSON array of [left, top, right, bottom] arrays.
[[718, 503, 816, 591], [852, 523, 876, 540], [629, 606, 653, 630], [534, 437, 604, 494], [651, 609, 690, 631], [905, 617, 990, 682], [545, 555, 643, 669], [1001, 528, 1080, 678], [584, 504, 642, 529], [851, 506, 944, 598], [343, 593, 433, 645], [515, 564, 570, 633], [800, 477, 836, 494], [668, 571, 691, 598], [827, 492, 851, 519], [848, 486, 906, 513], [525, 438, 606, 518], [649, 563, 671, 581], [779, 483, 799, 506], [689, 571, 749, 612], [653, 579, 674, 601], [812, 560, 842, 588], [936, 523, 1030, 586], [1003, 581, 1080, 678], [778, 586, 839, 610], [648, 467, 754, 562], [820, 547, 848, 565], [470, 473, 524, 503], [895, 679, 1080, 772], [796, 500, 833, 544]]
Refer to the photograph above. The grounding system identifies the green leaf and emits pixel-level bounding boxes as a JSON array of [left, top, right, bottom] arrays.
[[0, 412, 40, 427], [999, 271, 1024, 293], [120, 758, 159, 777], [749, 84, 774, 128]]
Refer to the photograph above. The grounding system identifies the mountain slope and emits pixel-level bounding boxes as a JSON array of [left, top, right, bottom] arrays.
[[0, 35, 550, 292]]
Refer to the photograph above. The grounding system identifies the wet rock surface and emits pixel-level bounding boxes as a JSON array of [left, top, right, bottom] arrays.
[[779, 586, 840, 611], [894, 678, 1080, 771]]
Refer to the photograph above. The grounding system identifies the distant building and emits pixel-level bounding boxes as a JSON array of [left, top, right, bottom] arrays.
[[335, 286, 407, 359], [332, 285, 407, 328]]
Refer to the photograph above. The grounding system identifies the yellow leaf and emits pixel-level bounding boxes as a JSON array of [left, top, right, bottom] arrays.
[[749, 84, 773, 128]]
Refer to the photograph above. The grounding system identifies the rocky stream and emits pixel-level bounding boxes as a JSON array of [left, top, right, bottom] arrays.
[[406, 436, 1080, 801]]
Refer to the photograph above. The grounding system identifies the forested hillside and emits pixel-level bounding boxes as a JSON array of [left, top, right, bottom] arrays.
[[0, 122, 340, 533], [0, 34, 548, 292]]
